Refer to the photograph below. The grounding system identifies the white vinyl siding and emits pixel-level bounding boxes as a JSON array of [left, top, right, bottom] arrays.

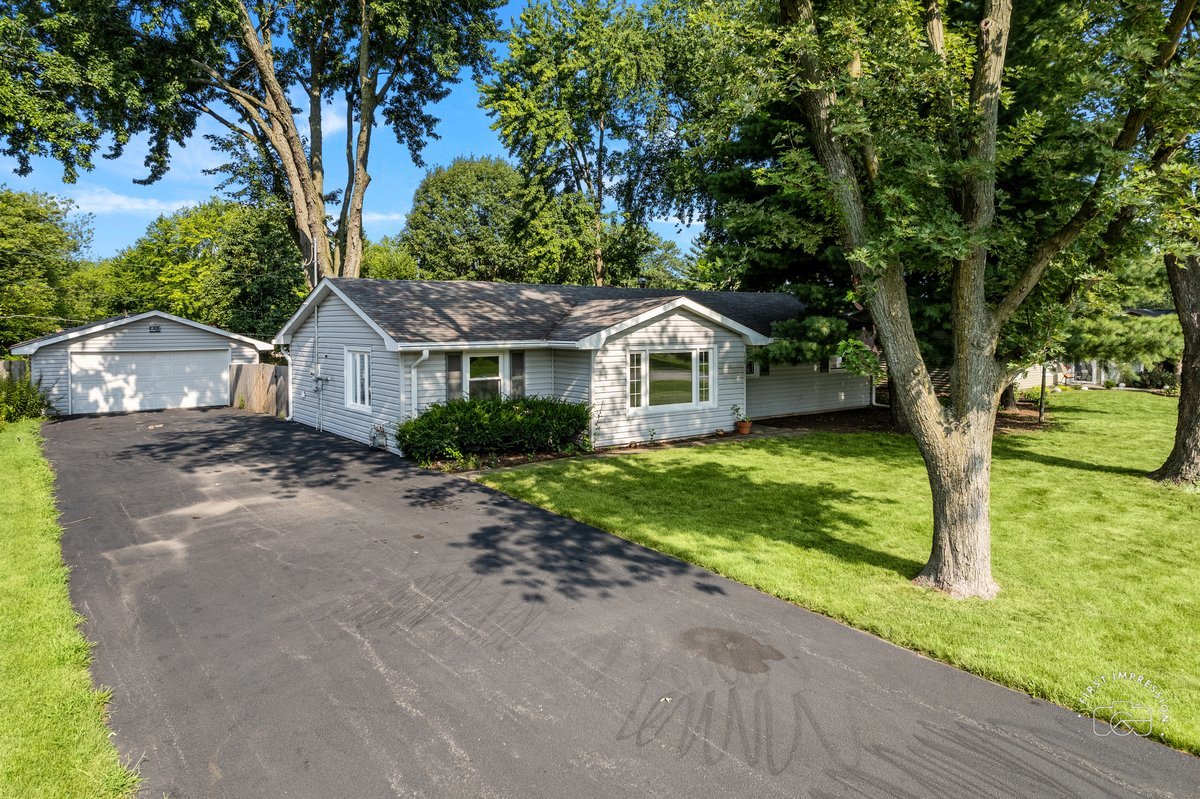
[[744, 361, 872, 420], [1013, 363, 1058, 390], [27, 347, 70, 415], [28, 316, 259, 416], [553, 350, 591, 403], [591, 310, 744, 448], [287, 294, 403, 452]]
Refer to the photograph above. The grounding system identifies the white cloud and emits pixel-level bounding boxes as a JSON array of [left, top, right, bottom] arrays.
[[361, 211, 407, 224], [68, 185, 197, 215], [322, 101, 348, 135]]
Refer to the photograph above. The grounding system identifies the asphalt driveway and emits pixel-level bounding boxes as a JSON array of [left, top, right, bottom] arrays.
[[46, 408, 1199, 798]]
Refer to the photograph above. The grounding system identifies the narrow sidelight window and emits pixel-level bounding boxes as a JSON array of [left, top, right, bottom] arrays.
[[628, 352, 643, 408], [345, 348, 371, 410]]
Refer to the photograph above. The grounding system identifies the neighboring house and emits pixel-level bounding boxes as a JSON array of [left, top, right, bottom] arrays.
[[1013, 363, 1060, 391], [273, 279, 873, 452], [12, 311, 271, 415]]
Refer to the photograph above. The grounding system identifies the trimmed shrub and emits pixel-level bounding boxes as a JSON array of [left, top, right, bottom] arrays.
[[0, 376, 53, 423], [395, 395, 591, 466]]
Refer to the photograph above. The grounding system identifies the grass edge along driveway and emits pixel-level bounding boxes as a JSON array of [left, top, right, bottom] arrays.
[[481, 390, 1200, 755], [0, 420, 138, 798]]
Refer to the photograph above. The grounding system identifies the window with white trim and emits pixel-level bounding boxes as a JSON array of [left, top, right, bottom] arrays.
[[745, 347, 769, 377], [466, 354, 502, 399], [628, 352, 643, 407], [345, 348, 371, 410], [627, 348, 716, 410]]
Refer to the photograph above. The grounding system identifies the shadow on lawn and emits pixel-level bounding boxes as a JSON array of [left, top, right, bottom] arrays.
[[995, 438, 1151, 478], [478, 455, 924, 585]]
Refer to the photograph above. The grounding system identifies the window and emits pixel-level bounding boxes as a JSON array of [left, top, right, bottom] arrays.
[[628, 352, 643, 407], [628, 348, 716, 410], [745, 347, 769, 377], [346, 348, 371, 410], [828, 356, 845, 371], [649, 352, 693, 406], [467, 354, 502, 399]]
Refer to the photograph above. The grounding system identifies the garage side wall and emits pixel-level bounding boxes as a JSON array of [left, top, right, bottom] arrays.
[[30, 318, 260, 416], [745, 363, 872, 420], [591, 311, 745, 448], [287, 294, 404, 452], [29, 346, 70, 415]]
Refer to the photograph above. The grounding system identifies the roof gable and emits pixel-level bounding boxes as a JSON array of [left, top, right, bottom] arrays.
[[276, 279, 804, 349], [11, 311, 272, 355]]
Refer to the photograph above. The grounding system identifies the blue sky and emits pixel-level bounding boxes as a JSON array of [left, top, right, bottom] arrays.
[[0, 1, 694, 260]]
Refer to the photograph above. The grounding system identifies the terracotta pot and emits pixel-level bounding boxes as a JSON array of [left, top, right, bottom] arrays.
[[735, 420, 752, 435]]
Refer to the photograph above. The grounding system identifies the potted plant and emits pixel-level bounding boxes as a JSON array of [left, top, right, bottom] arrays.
[[731, 404, 752, 435]]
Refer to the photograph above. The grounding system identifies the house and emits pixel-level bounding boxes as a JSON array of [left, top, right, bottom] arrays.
[[274, 279, 873, 452], [12, 311, 271, 415]]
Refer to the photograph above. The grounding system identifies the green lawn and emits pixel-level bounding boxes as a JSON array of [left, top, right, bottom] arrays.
[[0, 420, 138, 798], [481, 390, 1200, 754]]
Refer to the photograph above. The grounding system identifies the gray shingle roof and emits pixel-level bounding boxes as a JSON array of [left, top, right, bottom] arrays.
[[328, 279, 805, 345]]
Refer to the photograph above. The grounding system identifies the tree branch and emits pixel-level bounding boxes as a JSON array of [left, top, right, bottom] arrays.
[[991, 0, 1197, 333]]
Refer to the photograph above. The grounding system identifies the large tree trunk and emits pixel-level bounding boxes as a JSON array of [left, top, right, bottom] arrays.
[[1153, 253, 1200, 484], [887, 375, 908, 432], [912, 411, 1001, 598], [782, 0, 1009, 599], [869, 265, 1004, 599], [999, 382, 1017, 410]]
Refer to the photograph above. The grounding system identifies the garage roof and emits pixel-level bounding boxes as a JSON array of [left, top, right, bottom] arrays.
[[10, 311, 273, 355]]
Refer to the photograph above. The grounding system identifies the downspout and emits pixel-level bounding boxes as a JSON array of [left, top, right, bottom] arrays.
[[315, 304, 323, 432], [410, 349, 430, 419], [281, 346, 294, 421]]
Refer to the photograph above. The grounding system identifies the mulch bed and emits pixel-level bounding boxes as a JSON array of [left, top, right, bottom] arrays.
[[762, 402, 1051, 435]]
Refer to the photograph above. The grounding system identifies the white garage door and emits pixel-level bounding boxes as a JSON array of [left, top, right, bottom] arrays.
[[69, 349, 231, 414]]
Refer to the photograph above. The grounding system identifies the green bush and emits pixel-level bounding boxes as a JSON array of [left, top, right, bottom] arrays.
[[0, 376, 53, 423], [1135, 367, 1178, 390], [395, 395, 591, 466]]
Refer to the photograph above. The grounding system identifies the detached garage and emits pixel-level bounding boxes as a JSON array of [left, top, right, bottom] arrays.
[[12, 311, 271, 415]]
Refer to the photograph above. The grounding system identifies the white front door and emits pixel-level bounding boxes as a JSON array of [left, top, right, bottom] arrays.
[[69, 349, 231, 414]]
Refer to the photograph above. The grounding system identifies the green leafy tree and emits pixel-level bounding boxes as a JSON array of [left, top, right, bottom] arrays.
[[362, 236, 419, 280], [400, 157, 527, 281], [0, 5, 170, 182], [393, 156, 670, 285], [2, 0, 501, 285], [1064, 254, 1183, 368], [481, 0, 666, 285], [0, 189, 89, 349], [64, 199, 306, 339], [655, 0, 1199, 597]]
